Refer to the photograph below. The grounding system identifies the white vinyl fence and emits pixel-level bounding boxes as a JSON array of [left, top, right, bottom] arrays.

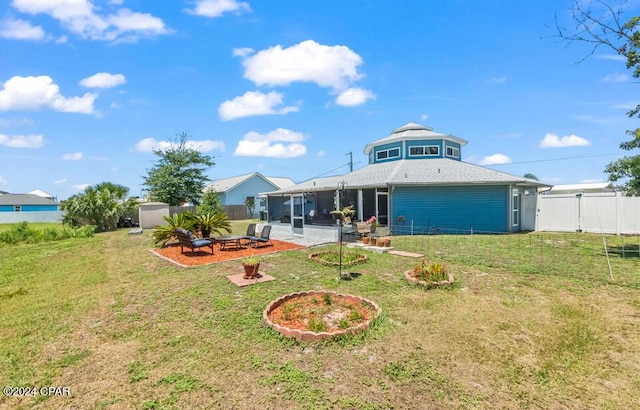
[[536, 192, 640, 234]]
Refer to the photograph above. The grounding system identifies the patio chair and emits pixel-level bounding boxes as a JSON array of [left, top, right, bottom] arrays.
[[248, 225, 273, 248], [241, 223, 257, 246], [174, 228, 214, 255]]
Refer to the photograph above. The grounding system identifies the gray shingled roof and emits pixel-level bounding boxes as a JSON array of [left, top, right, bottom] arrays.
[[264, 158, 550, 195], [204, 172, 294, 193], [364, 123, 468, 155], [0, 194, 59, 206]]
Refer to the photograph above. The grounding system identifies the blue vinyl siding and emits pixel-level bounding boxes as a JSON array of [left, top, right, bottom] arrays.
[[227, 177, 277, 205], [373, 142, 402, 163], [392, 185, 510, 233]]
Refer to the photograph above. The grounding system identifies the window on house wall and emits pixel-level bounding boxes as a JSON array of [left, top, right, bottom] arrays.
[[14, 205, 21, 212], [446, 146, 460, 158], [409, 145, 439, 157], [376, 147, 400, 161], [512, 190, 520, 227]]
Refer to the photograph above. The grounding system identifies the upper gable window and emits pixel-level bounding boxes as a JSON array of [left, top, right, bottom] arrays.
[[376, 147, 400, 161], [409, 145, 439, 157], [446, 146, 460, 158]]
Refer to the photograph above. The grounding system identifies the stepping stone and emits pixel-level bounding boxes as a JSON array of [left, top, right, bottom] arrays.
[[387, 250, 424, 258]]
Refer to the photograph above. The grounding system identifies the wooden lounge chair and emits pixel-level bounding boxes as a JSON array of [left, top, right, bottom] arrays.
[[248, 225, 273, 248], [355, 222, 369, 239], [174, 228, 214, 255]]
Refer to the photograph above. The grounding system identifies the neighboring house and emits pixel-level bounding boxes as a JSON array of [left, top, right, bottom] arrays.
[[0, 192, 62, 223], [542, 182, 615, 195], [28, 189, 57, 201], [264, 123, 550, 236], [204, 173, 295, 219]]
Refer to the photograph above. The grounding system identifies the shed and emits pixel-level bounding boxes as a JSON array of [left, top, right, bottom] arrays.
[[138, 202, 170, 229]]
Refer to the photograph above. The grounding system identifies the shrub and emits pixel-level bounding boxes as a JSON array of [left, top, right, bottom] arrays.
[[413, 259, 448, 282]]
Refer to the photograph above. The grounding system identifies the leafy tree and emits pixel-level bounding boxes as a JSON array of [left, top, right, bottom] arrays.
[[556, 1, 640, 195], [142, 132, 215, 205], [244, 197, 255, 218], [524, 173, 539, 181], [197, 189, 225, 216], [62, 182, 137, 232]]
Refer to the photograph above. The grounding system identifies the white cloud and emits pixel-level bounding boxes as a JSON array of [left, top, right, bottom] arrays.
[[0, 75, 97, 114], [234, 128, 307, 158], [580, 178, 604, 183], [62, 152, 83, 160], [613, 101, 640, 111], [479, 153, 512, 165], [11, 0, 169, 42], [420, 114, 429, 122], [0, 117, 34, 127], [484, 76, 507, 85], [218, 90, 298, 121], [0, 175, 7, 185], [539, 133, 590, 148], [603, 73, 628, 83], [596, 54, 626, 62], [0, 18, 45, 40], [54, 179, 68, 184], [335, 87, 375, 107], [0, 133, 45, 148], [134, 137, 225, 153], [71, 183, 91, 191], [186, 0, 251, 18], [317, 150, 325, 157], [239, 40, 364, 91], [232, 47, 253, 57], [80, 72, 126, 88]]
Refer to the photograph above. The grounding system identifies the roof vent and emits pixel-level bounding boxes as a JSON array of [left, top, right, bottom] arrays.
[[392, 122, 433, 134]]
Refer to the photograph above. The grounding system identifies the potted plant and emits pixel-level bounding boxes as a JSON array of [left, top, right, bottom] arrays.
[[366, 215, 378, 233], [330, 205, 356, 223], [242, 255, 261, 279]]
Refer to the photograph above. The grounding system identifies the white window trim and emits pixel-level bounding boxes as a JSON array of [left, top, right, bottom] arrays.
[[512, 190, 520, 227], [408, 145, 440, 157], [376, 147, 401, 161], [446, 146, 460, 158]]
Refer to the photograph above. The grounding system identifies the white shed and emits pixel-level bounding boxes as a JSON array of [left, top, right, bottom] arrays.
[[138, 202, 169, 229]]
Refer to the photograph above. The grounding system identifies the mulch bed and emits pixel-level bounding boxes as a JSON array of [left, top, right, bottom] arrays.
[[151, 239, 305, 267]]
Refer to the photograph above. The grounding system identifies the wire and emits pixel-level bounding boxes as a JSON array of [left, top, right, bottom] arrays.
[[486, 153, 619, 166]]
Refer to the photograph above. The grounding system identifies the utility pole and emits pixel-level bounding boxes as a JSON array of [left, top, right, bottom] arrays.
[[346, 151, 353, 172]]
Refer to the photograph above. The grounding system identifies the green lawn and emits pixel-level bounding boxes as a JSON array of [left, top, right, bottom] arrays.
[[1, 222, 639, 409]]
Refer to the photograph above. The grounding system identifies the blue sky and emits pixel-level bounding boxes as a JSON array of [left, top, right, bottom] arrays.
[[1, 0, 638, 200]]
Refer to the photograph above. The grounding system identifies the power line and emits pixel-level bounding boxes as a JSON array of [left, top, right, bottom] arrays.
[[487, 153, 619, 166]]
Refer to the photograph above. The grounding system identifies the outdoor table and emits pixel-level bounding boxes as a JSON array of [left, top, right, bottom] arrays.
[[213, 235, 246, 251]]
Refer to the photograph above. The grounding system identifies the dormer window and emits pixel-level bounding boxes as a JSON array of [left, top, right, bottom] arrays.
[[446, 146, 460, 159], [409, 145, 439, 157], [376, 147, 400, 161]]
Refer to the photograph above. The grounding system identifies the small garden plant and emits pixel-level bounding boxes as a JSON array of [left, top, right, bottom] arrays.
[[412, 259, 449, 282]]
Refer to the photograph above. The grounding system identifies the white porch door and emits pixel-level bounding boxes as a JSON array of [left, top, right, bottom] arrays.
[[292, 194, 304, 236]]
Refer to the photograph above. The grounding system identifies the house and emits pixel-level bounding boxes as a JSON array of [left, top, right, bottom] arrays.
[[264, 123, 550, 237], [542, 182, 615, 195], [0, 192, 62, 223], [28, 189, 57, 201], [204, 173, 295, 219]]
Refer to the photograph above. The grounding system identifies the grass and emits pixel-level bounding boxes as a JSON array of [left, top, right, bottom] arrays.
[[0, 222, 639, 409]]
